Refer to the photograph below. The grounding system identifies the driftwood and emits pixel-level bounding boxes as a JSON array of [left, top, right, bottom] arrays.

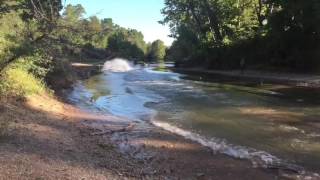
[[91, 123, 136, 136]]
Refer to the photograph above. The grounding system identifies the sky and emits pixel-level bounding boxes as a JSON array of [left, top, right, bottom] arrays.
[[65, 0, 174, 46]]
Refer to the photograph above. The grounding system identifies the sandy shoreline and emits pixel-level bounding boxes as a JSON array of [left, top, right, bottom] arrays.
[[2, 93, 307, 179]]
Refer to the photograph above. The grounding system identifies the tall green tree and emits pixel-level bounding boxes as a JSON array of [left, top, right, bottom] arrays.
[[107, 29, 145, 59], [147, 40, 166, 62], [163, 0, 320, 71], [58, 4, 87, 45], [18, 0, 62, 32], [62, 4, 85, 24], [0, 0, 63, 71]]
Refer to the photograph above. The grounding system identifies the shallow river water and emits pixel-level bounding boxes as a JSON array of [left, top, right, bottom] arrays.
[[69, 60, 320, 174]]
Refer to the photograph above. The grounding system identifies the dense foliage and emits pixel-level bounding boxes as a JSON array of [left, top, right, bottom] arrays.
[[162, 0, 320, 71], [1, 0, 319, 100], [146, 40, 166, 62], [0, 1, 159, 98]]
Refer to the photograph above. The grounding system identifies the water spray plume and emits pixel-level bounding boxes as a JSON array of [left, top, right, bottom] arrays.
[[103, 58, 133, 72]]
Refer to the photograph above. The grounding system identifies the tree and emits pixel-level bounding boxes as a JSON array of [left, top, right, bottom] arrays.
[[101, 18, 114, 31], [0, 0, 63, 71], [18, 0, 62, 31], [87, 16, 102, 33], [62, 4, 85, 24], [147, 40, 166, 62], [267, 0, 320, 37], [161, 0, 226, 46], [107, 30, 145, 59], [58, 4, 87, 45], [0, 0, 9, 16], [163, 0, 320, 71]]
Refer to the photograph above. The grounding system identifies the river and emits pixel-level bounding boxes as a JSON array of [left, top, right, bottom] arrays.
[[68, 59, 320, 174]]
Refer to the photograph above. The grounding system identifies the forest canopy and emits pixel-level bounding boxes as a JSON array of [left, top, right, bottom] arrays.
[[0, 0, 319, 99], [162, 0, 320, 71], [0, 1, 165, 98]]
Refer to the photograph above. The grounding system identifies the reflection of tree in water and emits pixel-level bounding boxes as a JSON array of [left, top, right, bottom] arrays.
[[84, 75, 111, 101], [154, 62, 168, 72]]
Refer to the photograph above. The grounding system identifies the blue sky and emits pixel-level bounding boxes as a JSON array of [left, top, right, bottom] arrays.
[[64, 0, 174, 45]]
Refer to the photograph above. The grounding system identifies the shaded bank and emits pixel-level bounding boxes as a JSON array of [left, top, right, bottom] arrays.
[[47, 62, 103, 95], [172, 67, 320, 106], [71, 63, 103, 79], [172, 68, 320, 88]]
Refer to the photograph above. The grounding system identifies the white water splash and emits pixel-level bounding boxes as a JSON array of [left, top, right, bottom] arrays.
[[103, 58, 133, 72]]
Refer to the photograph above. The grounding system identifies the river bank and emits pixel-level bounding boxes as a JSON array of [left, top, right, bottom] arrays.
[[173, 68, 320, 88], [173, 67, 320, 106], [1, 62, 318, 179], [1, 94, 286, 179]]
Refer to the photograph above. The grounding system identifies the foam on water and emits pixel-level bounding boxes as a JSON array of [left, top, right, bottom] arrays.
[[151, 120, 305, 173], [103, 58, 133, 72]]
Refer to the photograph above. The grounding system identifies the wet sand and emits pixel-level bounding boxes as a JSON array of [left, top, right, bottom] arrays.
[[0, 94, 288, 179]]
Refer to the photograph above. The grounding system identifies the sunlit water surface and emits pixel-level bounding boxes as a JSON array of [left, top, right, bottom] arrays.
[[69, 60, 320, 173]]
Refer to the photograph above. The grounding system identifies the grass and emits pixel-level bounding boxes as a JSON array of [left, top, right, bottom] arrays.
[[0, 64, 48, 137], [0, 66, 47, 98]]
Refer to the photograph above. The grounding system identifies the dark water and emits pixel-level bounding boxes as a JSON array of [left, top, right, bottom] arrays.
[[69, 63, 320, 174]]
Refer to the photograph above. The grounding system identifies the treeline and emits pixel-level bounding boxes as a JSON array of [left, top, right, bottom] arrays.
[[0, 1, 165, 98], [60, 4, 167, 62], [162, 0, 320, 72]]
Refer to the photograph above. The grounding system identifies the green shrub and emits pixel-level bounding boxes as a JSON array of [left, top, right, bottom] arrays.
[[46, 57, 76, 89], [13, 52, 53, 79], [0, 11, 26, 66], [0, 65, 47, 98]]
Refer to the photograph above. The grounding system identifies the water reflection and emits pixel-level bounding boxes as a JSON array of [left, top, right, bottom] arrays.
[[84, 75, 111, 101]]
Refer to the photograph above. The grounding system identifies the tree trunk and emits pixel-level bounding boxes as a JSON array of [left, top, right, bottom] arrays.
[[254, 0, 264, 27]]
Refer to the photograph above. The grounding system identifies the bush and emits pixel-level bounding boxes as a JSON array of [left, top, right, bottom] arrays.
[[11, 52, 53, 79], [46, 58, 76, 89], [0, 65, 47, 98]]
